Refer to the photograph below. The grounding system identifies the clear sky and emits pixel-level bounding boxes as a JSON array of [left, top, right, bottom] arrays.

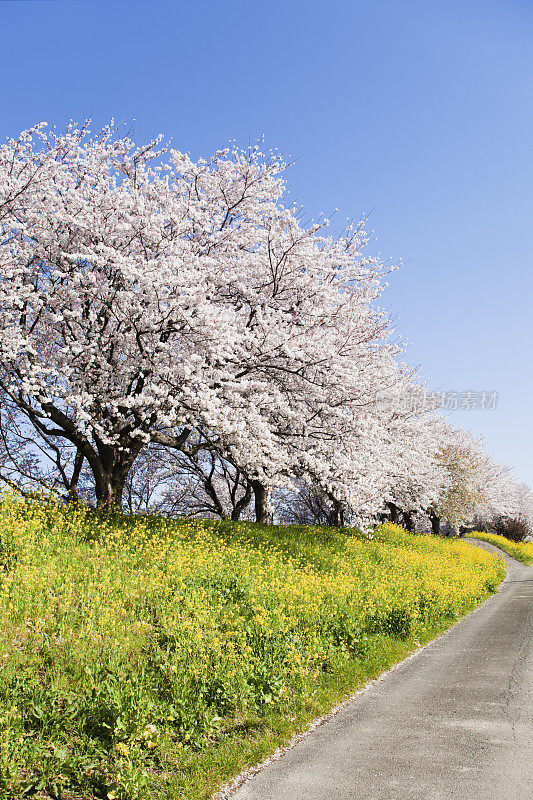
[[1, 0, 532, 485]]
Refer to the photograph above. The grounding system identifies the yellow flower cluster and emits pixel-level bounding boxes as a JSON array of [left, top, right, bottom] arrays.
[[466, 531, 533, 565], [0, 496, 504, 799]]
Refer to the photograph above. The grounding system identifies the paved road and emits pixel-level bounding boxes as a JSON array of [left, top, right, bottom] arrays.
[[233, 541, 532, 800]]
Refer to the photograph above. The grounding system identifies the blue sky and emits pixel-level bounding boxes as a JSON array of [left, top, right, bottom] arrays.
[[1, 0, 532, 485]]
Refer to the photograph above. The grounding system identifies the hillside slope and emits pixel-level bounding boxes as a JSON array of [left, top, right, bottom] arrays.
[[0, 498, 504, 799]]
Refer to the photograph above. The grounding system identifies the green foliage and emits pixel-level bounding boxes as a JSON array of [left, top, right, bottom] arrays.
[[0, 497, 505, 799], [492, 514, 531, 542]]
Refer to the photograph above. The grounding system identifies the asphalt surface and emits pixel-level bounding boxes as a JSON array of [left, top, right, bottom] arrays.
[[232, 540, 532, 800]]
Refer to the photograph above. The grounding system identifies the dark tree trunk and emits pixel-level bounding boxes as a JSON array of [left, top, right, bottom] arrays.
[[94, 471, 127, 511], [402, 510, 416, 532], [90, 439, 144, 512], [428, 510, 441, 536], [252, 480, 271, 524], [202, 466, 227, 520], [386, 502, 400, 524], [11, 398, 149, 513], [328, 495, 344, 527], [231, 481, 253, 521], [65, 449, 84, 504]]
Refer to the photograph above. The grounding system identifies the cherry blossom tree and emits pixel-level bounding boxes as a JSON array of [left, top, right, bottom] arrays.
[[472, 476, 533, 539], [423, 425, 514, 534], [4, 119, 523, 527], [380, 409, 448, 530], [0, 120, 399, 512], [510, 482, 533, 534]]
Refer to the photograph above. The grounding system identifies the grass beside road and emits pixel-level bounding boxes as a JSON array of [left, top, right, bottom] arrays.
[[0, 496, 505, 800], [466, 531, 533, 565]]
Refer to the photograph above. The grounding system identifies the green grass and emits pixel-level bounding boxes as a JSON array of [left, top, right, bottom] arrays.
[[0, 497, 506, 800], [466, 531, 533, 565]]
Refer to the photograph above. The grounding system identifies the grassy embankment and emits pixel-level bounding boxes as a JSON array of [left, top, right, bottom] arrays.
[[466, 531, 533, 565], [0, 496, 505, 800]]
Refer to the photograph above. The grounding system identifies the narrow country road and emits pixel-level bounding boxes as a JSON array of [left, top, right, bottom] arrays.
[[231, 541, 533, 800]]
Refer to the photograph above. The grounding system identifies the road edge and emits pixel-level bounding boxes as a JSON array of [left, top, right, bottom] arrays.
[[212, 546, 507, 800]]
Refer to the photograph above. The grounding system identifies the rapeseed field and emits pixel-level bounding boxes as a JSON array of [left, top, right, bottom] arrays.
[[466, 531, 533, 564], [0, 496, 504, 799]]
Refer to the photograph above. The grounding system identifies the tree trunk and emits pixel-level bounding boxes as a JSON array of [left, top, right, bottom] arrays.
[[65, 449, 84, 505], [94, 471, 127, 511], [251, 480, 271, 524], [428, 510, 440, 536], [231, 481, 253, 521], [202, 470, 227, 519], [402, 510, 416, 532], [328, 495, 344, 527], [386, 502, 400, 524], [90, 439, 144, 512]]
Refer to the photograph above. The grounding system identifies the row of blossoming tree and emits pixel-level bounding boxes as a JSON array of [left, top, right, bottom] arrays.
[[0, 121, 531, 535]]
